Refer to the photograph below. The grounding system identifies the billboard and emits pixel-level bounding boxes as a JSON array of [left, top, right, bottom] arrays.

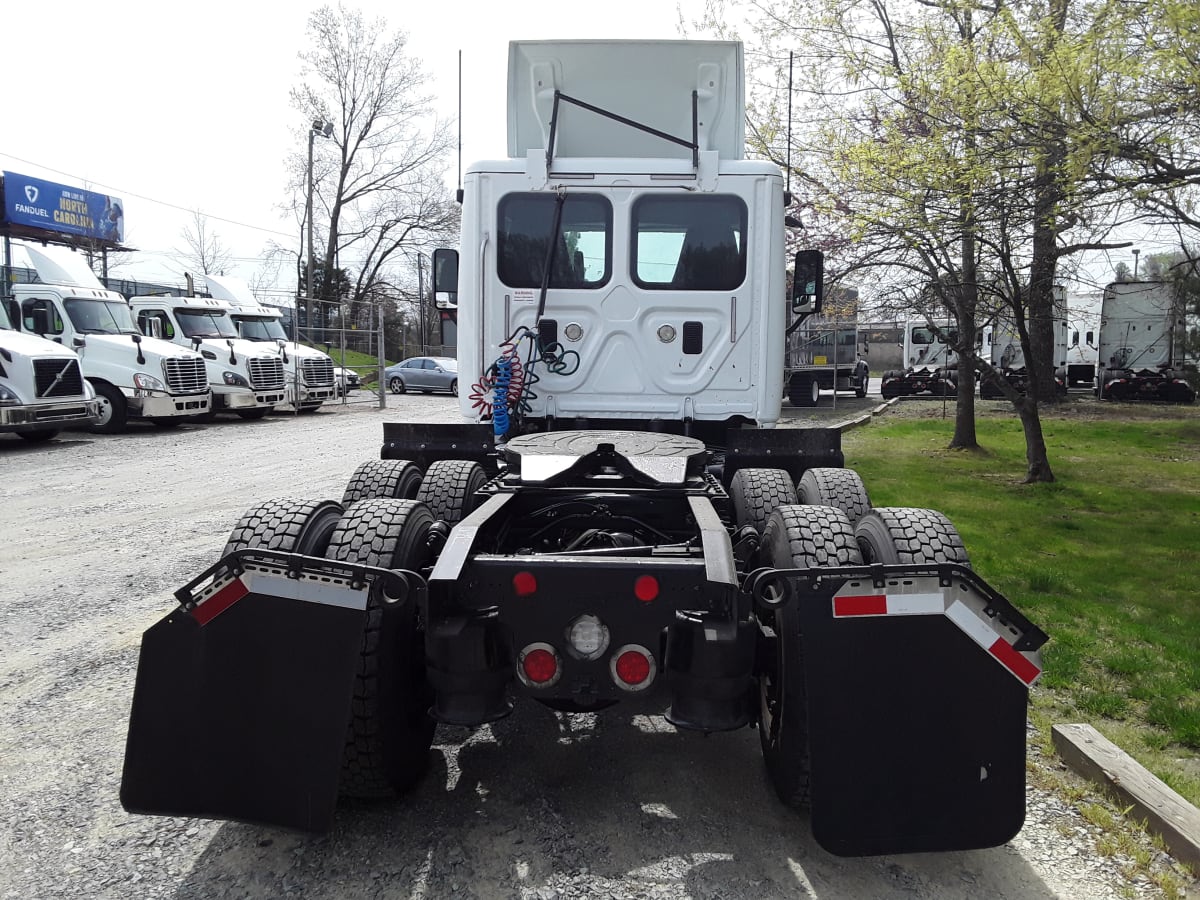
[[2, 171, 124, 244]]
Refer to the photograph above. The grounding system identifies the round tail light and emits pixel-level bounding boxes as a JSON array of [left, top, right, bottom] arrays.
[[610, 644, 656, 692], [518, 643, 561, 688]]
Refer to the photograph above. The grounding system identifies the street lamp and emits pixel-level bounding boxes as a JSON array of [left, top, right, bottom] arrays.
[[1132, 248, 1140, 279], [306, 118, 334, 342]]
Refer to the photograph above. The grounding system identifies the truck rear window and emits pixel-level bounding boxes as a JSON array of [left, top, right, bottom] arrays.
[[497, 193, 611, 289], [632, 195, 747, 291]]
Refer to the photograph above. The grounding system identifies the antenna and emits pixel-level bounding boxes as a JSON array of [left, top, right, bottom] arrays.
[[457, 49, 463, 198], [786, 51, 794, 196]]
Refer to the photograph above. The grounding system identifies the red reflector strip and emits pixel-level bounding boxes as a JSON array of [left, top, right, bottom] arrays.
[[945, 600, 1042, 686], [834, 594, 887, 616], [988, 637, 1041, 685], [833, 592, 944, 617], [191, 577, 249, 626]]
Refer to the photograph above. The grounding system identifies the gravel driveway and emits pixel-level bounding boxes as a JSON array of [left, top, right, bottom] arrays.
[[0, 397, 1183, 899]]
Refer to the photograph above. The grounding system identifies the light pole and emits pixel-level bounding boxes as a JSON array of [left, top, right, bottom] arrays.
[[1132, 248, 1140, 279], [306, 118, 334, 343]]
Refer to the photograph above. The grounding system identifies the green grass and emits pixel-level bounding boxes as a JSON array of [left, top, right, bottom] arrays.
[[842, 402, 1200, 806]]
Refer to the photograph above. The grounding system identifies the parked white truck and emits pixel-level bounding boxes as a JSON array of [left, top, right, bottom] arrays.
[[1096, 279, 1196, 402], [880, 318, 958, 398], [1063, 289, 1102, 389], [127, 293, 287, 420], [11, 244, 210, 432], [978, 286, 1069, 399], [123, 39, 1047, 860], [203, 275, 337, 413], [0, 298, 101, 440]]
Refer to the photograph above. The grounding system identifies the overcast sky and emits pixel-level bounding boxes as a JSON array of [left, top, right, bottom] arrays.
[[2, 0, 706, 298], [2, 0, 1169, 300]]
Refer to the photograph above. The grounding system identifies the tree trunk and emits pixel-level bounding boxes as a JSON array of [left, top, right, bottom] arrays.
[[950, 213, 980, 449], [1013, 394, 1055, 482]]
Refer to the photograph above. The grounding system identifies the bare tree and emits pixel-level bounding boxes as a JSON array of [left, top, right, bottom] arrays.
[[288, 3, 459, 336], [175, 209, 233, 278]]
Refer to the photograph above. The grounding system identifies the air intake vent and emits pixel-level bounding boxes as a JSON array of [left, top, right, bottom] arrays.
[[682, 321, 703, 355], [301, 357, 335, 387], [34, 358, 85, 397], [163, 357, 208, 395], [248, 357, 286, 390]]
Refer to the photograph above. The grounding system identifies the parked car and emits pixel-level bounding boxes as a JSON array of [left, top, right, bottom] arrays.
[[333, 367, 360, 396], [384, 356, 458, 396]]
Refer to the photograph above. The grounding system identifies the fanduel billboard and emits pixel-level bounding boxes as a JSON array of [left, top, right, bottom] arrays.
[[2, 171, 125, 244]]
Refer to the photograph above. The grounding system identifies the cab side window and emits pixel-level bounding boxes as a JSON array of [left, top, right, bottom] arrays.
[[137, 310, 174, 339], [21, 298, 64, 335]]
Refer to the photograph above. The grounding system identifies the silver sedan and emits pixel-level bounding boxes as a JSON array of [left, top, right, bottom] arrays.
[[384, 356, 459, 396]]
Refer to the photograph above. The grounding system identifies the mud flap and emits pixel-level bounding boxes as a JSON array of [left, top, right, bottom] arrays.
[[120, 551, 417, 832], [752, 564, 1047, 857]]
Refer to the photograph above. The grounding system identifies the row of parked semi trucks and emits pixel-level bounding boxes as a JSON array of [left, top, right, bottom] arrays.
[[820, 281, 1195, 404], [1, 244, 344, 442]]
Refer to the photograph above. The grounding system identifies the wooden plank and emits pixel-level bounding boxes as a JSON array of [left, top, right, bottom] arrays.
[[1052, 722, 1200, 869]]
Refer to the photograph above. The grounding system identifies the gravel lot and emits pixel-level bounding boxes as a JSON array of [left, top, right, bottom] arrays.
[[0, 394, 1188, 899]]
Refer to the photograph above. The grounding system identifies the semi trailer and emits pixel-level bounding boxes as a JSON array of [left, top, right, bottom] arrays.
[[121, 39, 1047, 858]]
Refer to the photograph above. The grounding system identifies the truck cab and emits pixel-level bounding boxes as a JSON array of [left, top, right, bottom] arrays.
[[0, 297, 101, 440], [1097, 280, 1196, 402], [443, 40, 801, 438], [12, 244, 210, 432], [128, 294, 288, 419], [203, 275, 337, 412]]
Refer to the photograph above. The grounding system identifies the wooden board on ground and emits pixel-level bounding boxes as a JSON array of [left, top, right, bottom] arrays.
[[1052, 722, 1200, 869]]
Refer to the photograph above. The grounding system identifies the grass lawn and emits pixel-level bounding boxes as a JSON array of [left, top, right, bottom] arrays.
[[842, 399, 1200, 807]]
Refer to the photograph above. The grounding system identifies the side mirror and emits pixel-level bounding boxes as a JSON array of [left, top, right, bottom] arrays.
[[32, 307, 51, 335], [433, 248, 459, 309], [792, 250, 824, 315]]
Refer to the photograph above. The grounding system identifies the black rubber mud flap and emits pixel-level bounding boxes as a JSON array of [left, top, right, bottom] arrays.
[[120, 551, 410, 832], [752, 564, 1046, 857]]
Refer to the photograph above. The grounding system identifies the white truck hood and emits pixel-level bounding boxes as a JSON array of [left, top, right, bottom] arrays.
[[0, 329, 82, 359]]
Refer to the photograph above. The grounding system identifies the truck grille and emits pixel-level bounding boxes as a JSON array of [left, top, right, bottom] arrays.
[[163, 357, 208, 395], [301, 357, 335, 387], [248, 357, 286, 390], [33, 358, 85, 397]]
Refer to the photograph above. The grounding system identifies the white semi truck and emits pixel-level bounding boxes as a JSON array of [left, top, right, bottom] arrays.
[[978, 286, 1070, 399], [202, 275, 337, 413], [123, 39, 1046, 858], [1063, 289, 1102, 389], [0, 298, 101, 441], [11, 244, 210, 432], [1096, 280, 1196, 402], [880, 318, 958, 398], [127, 294, 287, 420]]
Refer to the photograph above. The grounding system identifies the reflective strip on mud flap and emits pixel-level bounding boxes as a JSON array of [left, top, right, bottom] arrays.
[[832, 586, 1042, 686], [189, 568, 370, 626]]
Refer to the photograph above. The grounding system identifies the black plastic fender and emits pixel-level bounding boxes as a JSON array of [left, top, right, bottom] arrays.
[[120, 549, 422, 832]]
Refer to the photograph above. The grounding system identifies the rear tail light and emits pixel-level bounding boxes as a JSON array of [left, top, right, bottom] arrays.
[[611, 644, 656, 692], [634, 575, 659, 602], [518, 643, 561, 688]]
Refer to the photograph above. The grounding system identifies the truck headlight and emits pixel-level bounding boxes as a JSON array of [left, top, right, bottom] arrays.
[[133, 372, 166, 391], [223, 371, 249, 387], [0, 384, 22, 406]]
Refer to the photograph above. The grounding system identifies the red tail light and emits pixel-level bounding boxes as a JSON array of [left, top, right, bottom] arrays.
[[634, 575, 659, 602], [611, 644, 656, 691], [518, 643, 560, 687], [512, 571, 538, 597]]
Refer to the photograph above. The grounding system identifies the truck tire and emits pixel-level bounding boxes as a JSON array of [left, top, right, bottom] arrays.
[[222, 498, 344, 558], [758, 504, 862, 808], [414, 459, 488, 525], [854, 507, 971, 568], [235, 408, 271, 420], [789, 375, 819, 407], [91, 382, 128, 434], [796, 467, 872, 525], [326, 499, 438, 799], [729, 467, 797, 534], [342, 459, 423, 505]]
